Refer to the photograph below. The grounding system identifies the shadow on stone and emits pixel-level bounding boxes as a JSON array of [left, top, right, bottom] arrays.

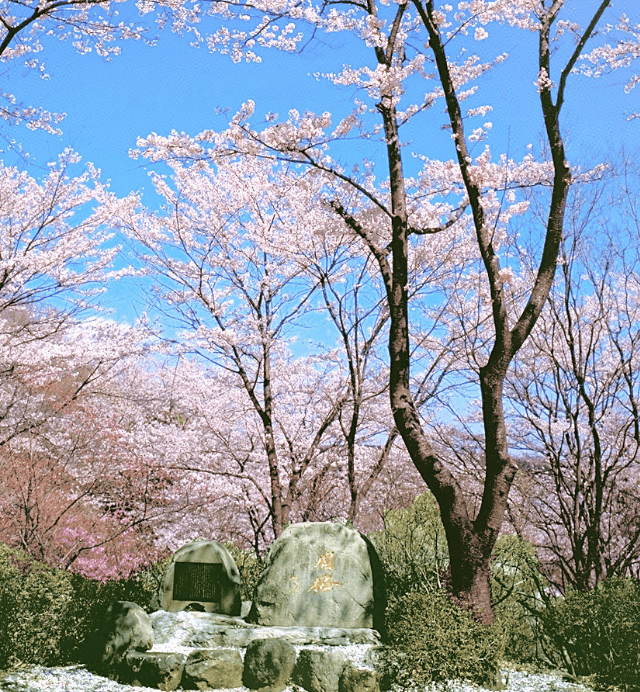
[[182, 648, 244, 690], [91, 601, 154, 677], [339, 665, 381, 692], [242, 638, 296, 692], [125, 651, 186, 691]]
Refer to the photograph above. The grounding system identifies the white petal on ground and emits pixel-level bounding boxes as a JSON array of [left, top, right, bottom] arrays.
[[0, 665, 597, 692]]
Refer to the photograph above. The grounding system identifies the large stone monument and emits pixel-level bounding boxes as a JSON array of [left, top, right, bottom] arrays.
[[159, 540, 242, 615], [89, 529, 385, 691], [249, 521, 385, 632]]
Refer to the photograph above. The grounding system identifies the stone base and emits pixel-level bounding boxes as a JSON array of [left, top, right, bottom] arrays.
[[113, 610, 383, 692]]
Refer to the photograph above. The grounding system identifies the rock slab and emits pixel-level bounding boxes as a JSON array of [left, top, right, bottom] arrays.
[[182, 648, 244, 690], [99, 608, 383, 692], [125, 651, 186, 691], [150, 611, 381, 649], [250, 522, 385, 630], [99, 601, 154, 670], [242, 638, 297, 692], [339, 666, 380, 692], [293, 648, 349, 692]]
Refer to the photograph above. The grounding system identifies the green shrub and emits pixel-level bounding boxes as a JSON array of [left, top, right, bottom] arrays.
[[384, 588, 505, 688], [122, 555, 172, 610], [223, 541, 264, 602], [369, 494, 549, 666], [490, 534, 549, 665], [0, 542, 173, 668], [62, 560, 171, 663], [368, 492, 449, 601], [0, 538, 265, 669], [0, 543, 75, 668], [541, 576, 640, 691]]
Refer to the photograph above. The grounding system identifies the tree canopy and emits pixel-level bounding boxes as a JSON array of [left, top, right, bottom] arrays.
[[0, 1, 638, 624]]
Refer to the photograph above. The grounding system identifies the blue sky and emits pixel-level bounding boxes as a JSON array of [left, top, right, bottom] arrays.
[[4, 4, 640, 323], [6, 29, 350, 195], [10, 10, 639, 191]]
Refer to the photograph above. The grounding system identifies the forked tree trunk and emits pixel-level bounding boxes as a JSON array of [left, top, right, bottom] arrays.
[[332, 0, 610, 624], [332, 0, 611, 624]]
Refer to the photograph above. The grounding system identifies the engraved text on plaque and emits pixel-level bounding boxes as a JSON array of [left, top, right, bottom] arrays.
[[173, 562, 222, 603]]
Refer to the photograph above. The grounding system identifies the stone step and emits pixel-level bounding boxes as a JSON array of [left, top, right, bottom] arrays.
[[150, 610, 382, 649], [123, 644, 381, 692]]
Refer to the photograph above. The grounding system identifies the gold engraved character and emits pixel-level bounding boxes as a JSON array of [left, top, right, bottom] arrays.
[[315, 551, 335, 571], [308, 574, 341, 593], [289, 575, 300, 593]]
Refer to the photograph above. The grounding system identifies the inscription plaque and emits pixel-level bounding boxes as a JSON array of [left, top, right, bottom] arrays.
[[172, 562, 222, 603]]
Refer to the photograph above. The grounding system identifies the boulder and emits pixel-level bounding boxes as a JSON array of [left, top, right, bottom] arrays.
[[159, 540, 241, 615], [125, 651, 186, 691], [182, 648, 244, 689], [339, 665, 380, 692], [242, 638, 297, 692], [99, 601, 154, 670], [293, 648, 348, 692], [250, 522, 385, 630]]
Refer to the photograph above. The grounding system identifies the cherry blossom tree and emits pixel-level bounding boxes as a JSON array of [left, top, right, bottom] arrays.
[[0, 149, 204, 578], [0, 149, 121, 444], [0, 149, 118, 312], [118, 156, 357, 541], [129, 0, 637, 622], [0, 316, 187, 578], [126, 349, 427, 552], [0, 0, 203, 134], [117, 153, 437, 549], [0, 0, 123, 133], [506, 174, 640, 592]]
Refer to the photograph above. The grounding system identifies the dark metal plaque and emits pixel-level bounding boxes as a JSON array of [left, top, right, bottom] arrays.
[[173, 562, 222, 603]]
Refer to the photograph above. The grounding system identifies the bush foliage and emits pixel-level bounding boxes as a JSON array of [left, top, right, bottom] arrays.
[[384, 589, 504, 688], [0, 544, 75, 668], [490, 534, 548, 664], [541, 576, 640, 691], [0, 542, 168, 668], [370, 493, 507, 687], [370, 492, 640, 692], [222, 541, 264, 602], [369, 491, 448, 601], [369, 492, 546, 666]]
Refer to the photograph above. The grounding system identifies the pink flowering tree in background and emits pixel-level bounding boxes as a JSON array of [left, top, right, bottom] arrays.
[[505, 168, 640, 592], [117, 155, 430, 548], [0, 314, 200, 579], [127, 0, 639, 622], [0, 146, 198, 578]]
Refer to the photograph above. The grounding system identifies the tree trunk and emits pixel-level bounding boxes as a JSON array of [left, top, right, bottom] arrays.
[[336, 0, 610, 625], [449, 552, 494, 622]]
